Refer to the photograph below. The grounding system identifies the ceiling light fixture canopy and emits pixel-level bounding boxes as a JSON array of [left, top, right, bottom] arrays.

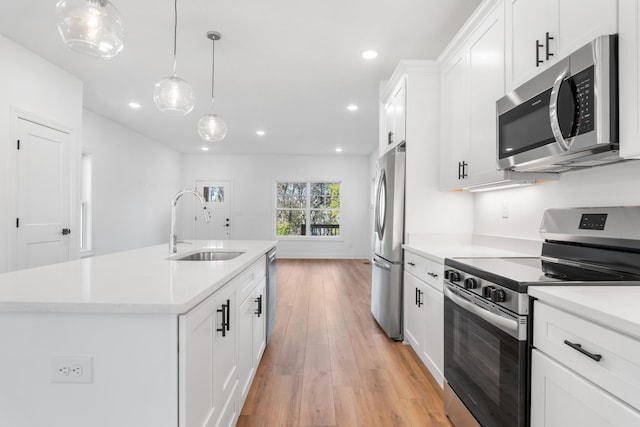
[[198, 31, 228, 142], [55, 0, 125, 59], [153, 0, 195, 116]]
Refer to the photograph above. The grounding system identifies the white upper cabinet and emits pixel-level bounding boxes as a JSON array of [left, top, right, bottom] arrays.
[[380, 77, 407, 156], [505, 0, 618, 91], [619, 0, 640, 158], [440, 51, 470, 190], [467, 5, 506, 186]]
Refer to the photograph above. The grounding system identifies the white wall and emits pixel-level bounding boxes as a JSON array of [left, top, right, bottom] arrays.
[[82, 110, 182, 255], [473, 160, 640, 240], [180, 154, 371, 259], [0, 35, 83, 273]]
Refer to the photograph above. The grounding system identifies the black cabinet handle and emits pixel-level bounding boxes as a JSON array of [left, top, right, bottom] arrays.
[[255, 295, 263, 317], [217, 299, 231, 336], [388, 131, 394, 145], [563, 340, 602, 362], [427, 272, 438, 278], [217, 303, 227, 337], [459, 161, 468, 179], [545, 32, 554, 60], [536, 39, 544, 66], [61, 228, 71, 235], [408, 262, 416, 267], [417, 289, 424, 307], [415, 287, 419, 305]]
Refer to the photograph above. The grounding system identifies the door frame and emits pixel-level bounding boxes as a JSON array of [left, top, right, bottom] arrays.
[[7, 107, 79, 271]]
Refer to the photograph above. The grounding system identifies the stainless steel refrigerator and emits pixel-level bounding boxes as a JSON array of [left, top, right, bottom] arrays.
[[371, 142, 405, 340]]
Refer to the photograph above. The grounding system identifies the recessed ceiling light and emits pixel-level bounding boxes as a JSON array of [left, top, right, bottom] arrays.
[[347, 104, 359, 111], [336, 148, 343, 153], [201, 146, 209, 151], [362, 50, 378, 60], [128, 101, 142, 109], [256, 130, 265, 136]]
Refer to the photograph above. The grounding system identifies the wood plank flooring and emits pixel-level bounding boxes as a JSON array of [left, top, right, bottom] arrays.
[[238, 259, 452, 427]]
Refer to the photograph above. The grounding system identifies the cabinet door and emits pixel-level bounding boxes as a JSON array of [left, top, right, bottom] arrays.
[[552, 0, 617, 61], [253, 278, 267, 367], [403, 272, 425, 353], [505, 0, 551, 90], [237, 289, 256, 404], [467, 3, 506, 187], [531, 350, 640, 427], [392, 80, 406, 146], [439, 51, 469, 190], [179, 296, 217, 427], [422, 283, 444, 388], [212, 286, 238, 427]]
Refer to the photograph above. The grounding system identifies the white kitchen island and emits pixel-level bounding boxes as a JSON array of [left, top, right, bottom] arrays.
[[0, 240, 276, 427]]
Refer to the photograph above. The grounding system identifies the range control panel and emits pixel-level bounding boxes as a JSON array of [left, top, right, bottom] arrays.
[[444, 268, 528, 316]]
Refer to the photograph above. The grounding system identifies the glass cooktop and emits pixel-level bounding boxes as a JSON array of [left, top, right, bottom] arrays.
[[445, 257, 640, 292]]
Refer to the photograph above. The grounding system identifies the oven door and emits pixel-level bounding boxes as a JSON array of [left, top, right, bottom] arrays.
[[443, 284, 528, 427]]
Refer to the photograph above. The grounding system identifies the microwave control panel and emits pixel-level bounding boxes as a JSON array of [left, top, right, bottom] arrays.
[[569, 66, 595, 136]]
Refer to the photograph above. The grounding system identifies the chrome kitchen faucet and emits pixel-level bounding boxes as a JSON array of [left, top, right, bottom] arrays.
[[169, 188, 211, 254]]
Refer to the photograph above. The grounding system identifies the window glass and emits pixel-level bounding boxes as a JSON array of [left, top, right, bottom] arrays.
[[276, 181, 341, 237]]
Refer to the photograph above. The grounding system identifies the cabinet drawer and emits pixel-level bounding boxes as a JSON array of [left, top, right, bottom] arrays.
[[533, 301, 640, 411], [404, 251, 444, 292], [236, 256, 266, 303]]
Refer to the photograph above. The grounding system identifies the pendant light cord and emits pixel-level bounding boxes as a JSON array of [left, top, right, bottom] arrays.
[[172, 0, 178, 75], [210, 37, 215, 106]]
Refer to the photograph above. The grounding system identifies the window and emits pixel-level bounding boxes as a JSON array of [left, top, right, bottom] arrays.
[[276, 182, 341, 237]]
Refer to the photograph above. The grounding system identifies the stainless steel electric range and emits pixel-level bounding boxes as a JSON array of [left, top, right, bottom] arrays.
[[442, 206, 640, 427]]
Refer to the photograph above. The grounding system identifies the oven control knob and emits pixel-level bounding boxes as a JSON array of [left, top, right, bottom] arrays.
[[449, 271, 461, 282], [482, 286, 494, 298], [463, 278, 478, 289], [491, 289, 506, 303]]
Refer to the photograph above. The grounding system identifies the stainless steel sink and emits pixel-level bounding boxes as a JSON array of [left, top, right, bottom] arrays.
[[174, 251, 244, 261]]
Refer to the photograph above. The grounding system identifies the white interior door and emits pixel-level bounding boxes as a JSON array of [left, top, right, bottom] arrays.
[[16, 118, 71, 270], [194, 180, 233, 240]]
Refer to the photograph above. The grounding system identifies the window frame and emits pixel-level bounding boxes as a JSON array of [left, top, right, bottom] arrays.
[[274, 180, 342, 240]]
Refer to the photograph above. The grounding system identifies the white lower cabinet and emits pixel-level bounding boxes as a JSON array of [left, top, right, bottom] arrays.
[[531, 300, 640, 426], [531, 350, 640, 427], [238, 277, 267, 406], [179, 257, 266, 427], [403, 251, 444, 387]]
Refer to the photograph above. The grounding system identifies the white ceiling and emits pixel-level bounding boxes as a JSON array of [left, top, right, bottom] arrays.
[[0, 0, 481, 155]]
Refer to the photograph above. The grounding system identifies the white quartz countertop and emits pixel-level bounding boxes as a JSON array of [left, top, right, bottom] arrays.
[[403, 239, 537, 264], [0, 240, 276, 315], [529, 286, 640, 340]]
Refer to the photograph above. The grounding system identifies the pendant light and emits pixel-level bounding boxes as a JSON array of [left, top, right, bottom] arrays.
[[55, 0, 125, 59], [197, 31, 228, 142], [153, 0, 195, 116]]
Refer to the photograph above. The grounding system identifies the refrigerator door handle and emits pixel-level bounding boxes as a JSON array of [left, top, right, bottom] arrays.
[[374, 169, 387, 241], [372, 258, 392, 272]]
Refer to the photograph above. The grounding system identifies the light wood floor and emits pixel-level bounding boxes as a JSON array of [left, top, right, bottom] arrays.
[[238, 259, 452, 427]]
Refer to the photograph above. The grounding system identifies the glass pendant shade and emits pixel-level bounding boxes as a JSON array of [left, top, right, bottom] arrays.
[[55, 0, 124, 59], [153, 76, 195, 116], [197, 113, 228, 142]]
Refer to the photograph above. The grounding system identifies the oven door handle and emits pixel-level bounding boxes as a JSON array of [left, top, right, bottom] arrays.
[[444, 285, 519, 339]]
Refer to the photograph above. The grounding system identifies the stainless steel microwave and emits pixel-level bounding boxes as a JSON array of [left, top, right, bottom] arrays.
[[496, 35, 619, 173]]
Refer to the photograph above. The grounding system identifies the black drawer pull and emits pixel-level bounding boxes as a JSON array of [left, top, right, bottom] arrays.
[[427, 272, 438, 278], [408, 262, 416, 267], [563, 340, 602, 362]]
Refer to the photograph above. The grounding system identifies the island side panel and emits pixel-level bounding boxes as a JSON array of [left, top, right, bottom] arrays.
[[0, 312, 178, 427]]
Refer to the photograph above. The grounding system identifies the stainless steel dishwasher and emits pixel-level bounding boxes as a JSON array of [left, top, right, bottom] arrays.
[[266, 248, 276, 344]]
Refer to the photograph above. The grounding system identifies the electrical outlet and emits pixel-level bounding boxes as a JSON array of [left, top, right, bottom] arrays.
[[502, 201, 509, 219], [52, 356, 93, 383]]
